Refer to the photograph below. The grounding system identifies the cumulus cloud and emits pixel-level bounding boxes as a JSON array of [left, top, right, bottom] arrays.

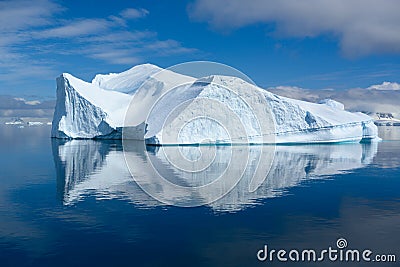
[[267, 86, 321, 102], [188, 0, 400, 57], [268, 84, 400, 117], [14, 98, 41, 105], [367, 81, 400, 90], [0, 96, 55, 118]]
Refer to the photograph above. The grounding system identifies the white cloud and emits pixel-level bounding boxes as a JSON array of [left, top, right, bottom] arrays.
[[38, 19, 111, 38], [0, 96, 54, 117], [144, 40, 198, 55], [85, 31, 156, 43], [189, 0, 400, 57], [268, 83, 400, 117], [267, 86, 320, 102], [0, 0, 62, 31], [88, 49, 142, 65], [367, 82, 400, 91], [120, 8, 149, 19], [0, 0, 62, 82], [14, 98, 41, 105], [0, 1, 195, 86], [25, 100, 41, 105], [108, 15, 127, 27]]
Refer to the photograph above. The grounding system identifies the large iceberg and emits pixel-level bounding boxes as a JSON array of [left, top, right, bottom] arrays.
[[51, 64, 379, 144]]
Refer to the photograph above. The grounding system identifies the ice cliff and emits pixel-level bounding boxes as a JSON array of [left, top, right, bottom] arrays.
[[51, 64, 379, 144]]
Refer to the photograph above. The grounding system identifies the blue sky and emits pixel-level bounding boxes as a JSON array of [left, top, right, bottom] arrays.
[[1, 0, 400, 98]]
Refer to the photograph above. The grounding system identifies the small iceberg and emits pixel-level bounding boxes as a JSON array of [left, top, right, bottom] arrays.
[[27, 121, 43, 126], [5, 118, 24, 125]]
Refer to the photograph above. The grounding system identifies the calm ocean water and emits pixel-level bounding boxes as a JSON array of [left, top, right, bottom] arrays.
[[0, 125, 399, 266]]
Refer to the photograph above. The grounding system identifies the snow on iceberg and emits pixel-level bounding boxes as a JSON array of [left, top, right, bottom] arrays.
[[92, 63, 162, 94], [51, 64, 379, 144], [318, 99, 345, 110]]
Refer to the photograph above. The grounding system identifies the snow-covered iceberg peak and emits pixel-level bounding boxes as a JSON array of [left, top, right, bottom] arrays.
[[92, 63, 162, 94], [52, 63, 379, 143]]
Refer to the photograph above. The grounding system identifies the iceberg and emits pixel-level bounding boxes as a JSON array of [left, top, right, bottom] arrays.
[[51, 64, 379, 144]]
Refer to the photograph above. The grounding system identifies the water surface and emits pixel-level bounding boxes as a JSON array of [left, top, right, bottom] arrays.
[[0, 125, 399, 266]]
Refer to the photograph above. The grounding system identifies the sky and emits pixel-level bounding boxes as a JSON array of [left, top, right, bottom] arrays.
[[1, 0, 400, 100]]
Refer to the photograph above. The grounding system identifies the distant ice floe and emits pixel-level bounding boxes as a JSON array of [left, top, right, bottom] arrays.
[[4, 118, 24, 125], [3, 118, 52, 126], [27, 121, 43, 126]]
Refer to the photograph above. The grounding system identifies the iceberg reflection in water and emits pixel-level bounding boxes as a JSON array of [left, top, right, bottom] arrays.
[[52, 139, 378, 212]]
